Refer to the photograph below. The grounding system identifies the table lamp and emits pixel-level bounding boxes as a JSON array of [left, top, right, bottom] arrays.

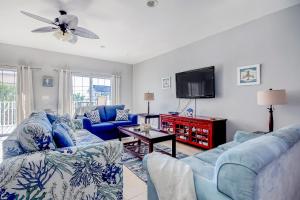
[[144, 92, 154, 114], [97, 96, 107, 106], [257, 89, 287, 132]]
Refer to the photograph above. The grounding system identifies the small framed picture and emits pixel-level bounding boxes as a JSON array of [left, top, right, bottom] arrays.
[[42, 76, 54, 87], [237, 64, 261, 86], [162, 77, 171, 89]]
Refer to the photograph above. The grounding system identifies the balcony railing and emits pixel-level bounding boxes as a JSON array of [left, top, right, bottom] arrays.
[[0, 101, 16, 135]]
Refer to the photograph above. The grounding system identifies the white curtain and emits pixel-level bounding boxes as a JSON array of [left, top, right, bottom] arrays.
[[58, 69, 73, 115], [17, 66, 34, 123], [112, 75, 121, 105]]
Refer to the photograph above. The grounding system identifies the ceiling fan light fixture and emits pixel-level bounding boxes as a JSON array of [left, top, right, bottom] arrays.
[[146, 0, 158, 7], [21, 10, 99, 43], [53, 30, 72, 42]]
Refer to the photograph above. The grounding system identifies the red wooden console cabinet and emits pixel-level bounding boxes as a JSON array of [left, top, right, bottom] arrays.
[[160, 114, 227, 149]]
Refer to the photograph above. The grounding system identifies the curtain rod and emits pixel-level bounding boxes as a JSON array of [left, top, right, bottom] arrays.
[[70, 71, 119, 78], [0, 64, 42, 70], [0, 64, 120, 77]]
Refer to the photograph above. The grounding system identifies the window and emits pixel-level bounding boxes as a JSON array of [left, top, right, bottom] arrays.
[[0, 68, 17, 135], [72, 75, 112, 113]]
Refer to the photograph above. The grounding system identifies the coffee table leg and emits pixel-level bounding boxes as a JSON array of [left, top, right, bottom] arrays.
[[172, 137, 176, 158], [149, 142, 154, 153], [118, 130, 122, 141]]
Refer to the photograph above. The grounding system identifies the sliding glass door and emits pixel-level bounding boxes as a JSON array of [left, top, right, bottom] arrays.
[[0, 68, 17, 135], [72, 75, 112, 114]]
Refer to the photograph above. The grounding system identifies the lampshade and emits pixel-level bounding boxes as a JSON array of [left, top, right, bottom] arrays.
[[144, 92, 154, 101], [257, 89, 287, 106], [97, 96, 107, 106]]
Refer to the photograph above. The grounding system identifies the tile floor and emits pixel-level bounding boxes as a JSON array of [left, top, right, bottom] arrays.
[[123, 140, 202, 200]]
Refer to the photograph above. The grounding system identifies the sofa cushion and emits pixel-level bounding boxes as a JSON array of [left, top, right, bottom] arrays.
[[96, 106, 107, 122], [46, 113, 57, 124], [73, 118, 83, 130], [92, 122, 115, 132], [105, 105, 125, 121], [2, 131, 24, 159], [18, 117, 56, 152], [85, 110, 101, 124], [30, 111, 52, 129], [234, 130, 263, 143], [217, 141, 239, 151], [52, 123, 75, 148], [110, 120, 133, 127], [53, 122, 77, 146], [194, 148, 224, 166], [182, 156, 215, 180], [74, 129, 104, 145], [271, 124, 300, 148]]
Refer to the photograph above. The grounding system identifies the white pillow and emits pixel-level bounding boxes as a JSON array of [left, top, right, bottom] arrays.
[[115, 109, 129, 121], [86, 110, 101, 124]]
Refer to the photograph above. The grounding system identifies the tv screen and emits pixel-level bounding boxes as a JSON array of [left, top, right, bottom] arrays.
[[176, 66, 215, 98]]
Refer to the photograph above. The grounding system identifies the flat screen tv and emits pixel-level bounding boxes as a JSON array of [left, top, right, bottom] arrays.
[[176, 66, 215, 98]]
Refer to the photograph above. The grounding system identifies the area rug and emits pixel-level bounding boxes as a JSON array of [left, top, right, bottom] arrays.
[[121, 143, 189, 182]]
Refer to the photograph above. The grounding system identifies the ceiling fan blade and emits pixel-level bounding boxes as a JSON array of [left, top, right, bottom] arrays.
[[71, 27, 99, 39], [69, 35, 78, 44], [21, 11, 55, 25], [32, 26, 58, 33]]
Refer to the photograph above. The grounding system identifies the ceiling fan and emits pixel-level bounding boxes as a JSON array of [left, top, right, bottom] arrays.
[[21, 10, 99, 43]]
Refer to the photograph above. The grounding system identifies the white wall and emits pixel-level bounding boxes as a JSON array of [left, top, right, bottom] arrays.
[[133, 5, 300, 140], [0, 43, 133, 112]]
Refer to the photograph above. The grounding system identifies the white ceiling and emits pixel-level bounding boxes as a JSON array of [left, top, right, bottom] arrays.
[[0, 0, 299, 64]]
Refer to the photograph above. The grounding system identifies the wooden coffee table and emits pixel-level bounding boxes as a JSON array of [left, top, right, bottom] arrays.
[[118, 125, 176, 158]]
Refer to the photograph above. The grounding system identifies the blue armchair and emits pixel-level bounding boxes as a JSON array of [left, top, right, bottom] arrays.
[[82, 105, 138, 140]]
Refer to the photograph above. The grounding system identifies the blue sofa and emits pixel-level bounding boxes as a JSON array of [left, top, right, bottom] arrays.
[[144, 124, 300, 200], [1, 112, 123, 200], [82, 105, 138, 140]]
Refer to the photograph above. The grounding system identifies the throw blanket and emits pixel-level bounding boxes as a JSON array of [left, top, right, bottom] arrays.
[[147, 152, 197, 200]]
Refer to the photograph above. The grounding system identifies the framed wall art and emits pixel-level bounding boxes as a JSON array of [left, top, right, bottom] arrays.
[[237, 64, 261, 86]]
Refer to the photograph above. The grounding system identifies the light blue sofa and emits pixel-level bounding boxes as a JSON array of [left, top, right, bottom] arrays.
[[1, 112, 123, 200], [144, 124, 300, 200]]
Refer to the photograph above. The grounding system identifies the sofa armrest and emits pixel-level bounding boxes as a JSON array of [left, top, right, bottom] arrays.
[[143, 155, 160, 200], [0, 141, 123, 199], [128, 114, 138, 124], [82, 116, 92, 131]]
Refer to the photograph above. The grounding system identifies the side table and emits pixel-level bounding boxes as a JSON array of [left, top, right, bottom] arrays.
[[137, 113, 160, 129]]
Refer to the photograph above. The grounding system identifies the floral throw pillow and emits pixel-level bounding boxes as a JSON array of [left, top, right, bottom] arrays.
[[55, 114, 76, 131], [72, 118, 83, 130], [86, 110, 101, 124], [18, 118, 56, 152], [115, 109, 129, 121]]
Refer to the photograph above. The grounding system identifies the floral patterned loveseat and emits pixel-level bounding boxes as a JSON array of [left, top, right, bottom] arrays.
[[0, 112, 123, 200]]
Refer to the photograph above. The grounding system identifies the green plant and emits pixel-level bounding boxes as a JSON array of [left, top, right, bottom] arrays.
[[73, 93, 85, 102], [0, 84, 16, 101]]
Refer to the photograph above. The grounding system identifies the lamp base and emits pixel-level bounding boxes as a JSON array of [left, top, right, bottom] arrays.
[[268, 105, 274, 132]]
